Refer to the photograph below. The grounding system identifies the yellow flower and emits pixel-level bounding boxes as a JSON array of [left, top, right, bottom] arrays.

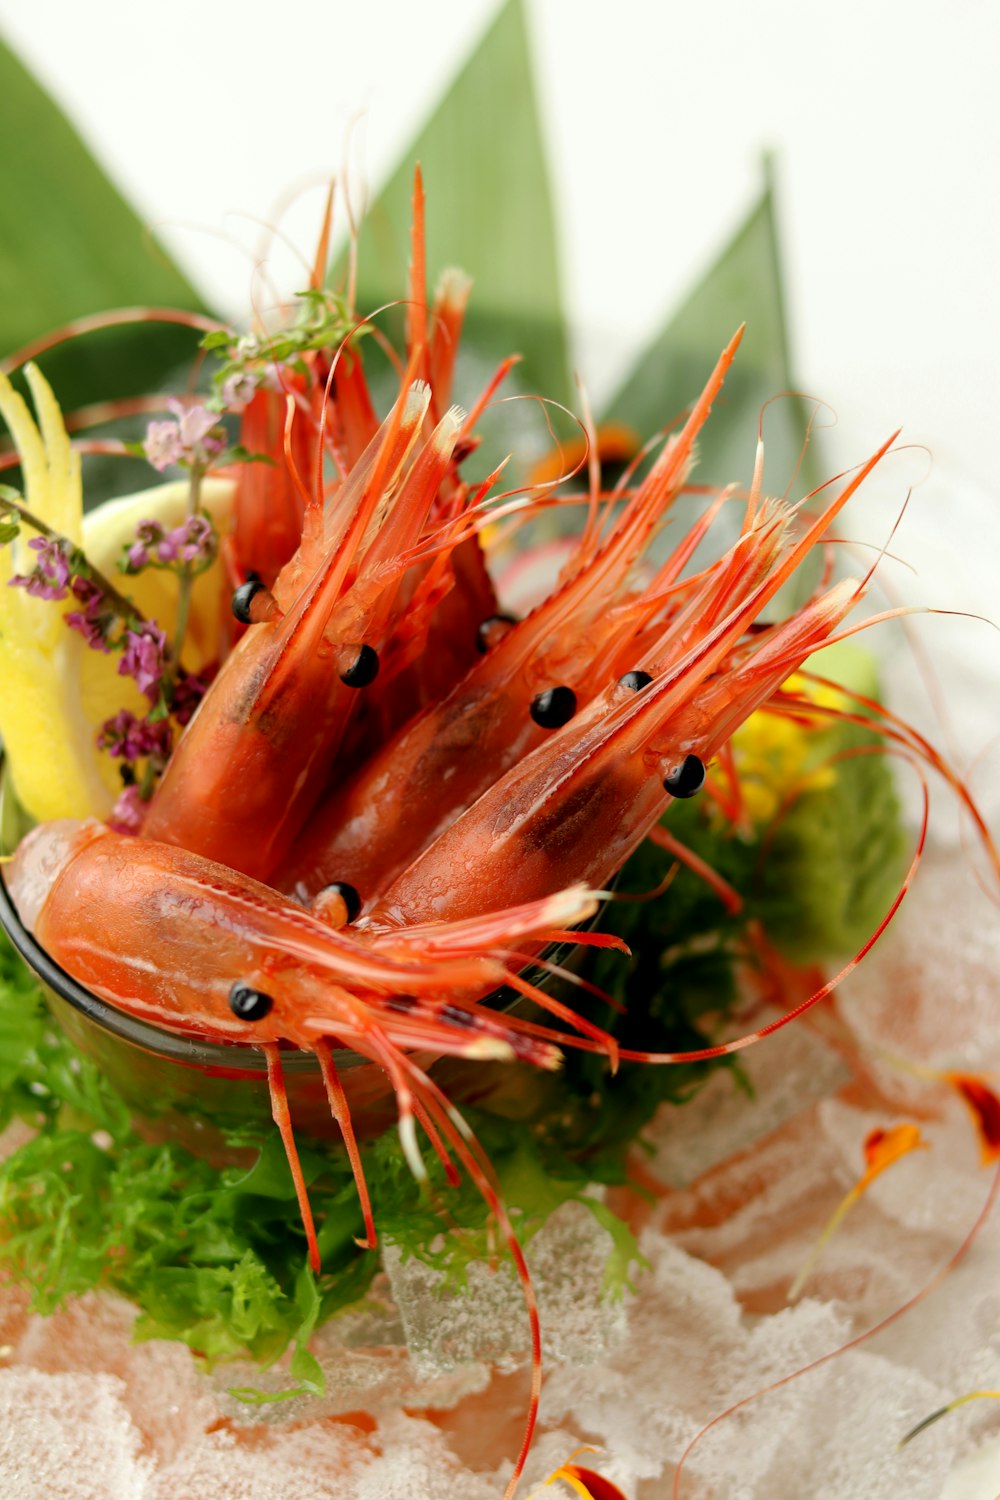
[[728, 671, 840, 826]]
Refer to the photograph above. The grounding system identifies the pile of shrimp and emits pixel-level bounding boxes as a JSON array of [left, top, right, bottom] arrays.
[[6, 180, 975, 1499]]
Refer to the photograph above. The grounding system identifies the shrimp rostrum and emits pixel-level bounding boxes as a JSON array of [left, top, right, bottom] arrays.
[[7, 325, 900, 1500]]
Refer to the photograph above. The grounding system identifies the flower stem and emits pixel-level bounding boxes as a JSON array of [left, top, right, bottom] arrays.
[[0, 492, 142, 624], [165, 464, 202, 693]]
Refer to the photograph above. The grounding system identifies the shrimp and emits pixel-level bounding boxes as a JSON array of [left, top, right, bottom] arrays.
[[141, 371, 468, 879], [7, 816, 603, 1499], [349, 431, 895, 928], [278, 330, 744, 903], [1, 267, 906, 1496]]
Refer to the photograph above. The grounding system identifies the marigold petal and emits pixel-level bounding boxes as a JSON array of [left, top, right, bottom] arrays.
[[947, 1074, 1000, 1164]]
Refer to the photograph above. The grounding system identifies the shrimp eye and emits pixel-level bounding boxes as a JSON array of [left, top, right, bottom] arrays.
[[317, 880, 361, 925], [663, 754, 706, 799], [618, 670, 653, 692], [228, 981, 274, 1021], [530, 685, 577, 729], [476, 613, 518, 654], [387, 993, 418, 1014], [231, 579, 266, 624], [340, 644, 380, 688]]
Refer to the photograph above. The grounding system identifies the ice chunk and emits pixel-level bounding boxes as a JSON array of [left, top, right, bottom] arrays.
[[837, 846, 1000, 1082], [351, 1410, 499, 1500], [0, 1368, 150, 1499], [944, 1430, 1000, 1500], [150, 1407, 500, 1500], [210, 1273, 490, 1424], [647, 1009, 848, 1188], [13, 1292, 217, 1465], [383, 1197, 627, 1378], [540, 1233, 978, 1499]]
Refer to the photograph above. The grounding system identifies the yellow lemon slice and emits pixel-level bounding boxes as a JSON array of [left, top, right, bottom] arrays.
[[0, 363, 234, 823]]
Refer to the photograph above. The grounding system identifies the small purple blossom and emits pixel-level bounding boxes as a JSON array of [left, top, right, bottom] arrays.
[[123, 513, 216, 573], [142, 399, 225, 472], [143, 420, 183, 472], [171, 671, 209, 726], [119, 622, 168, 699], [175, 514, 216, 565], [126, 519, 166, 570], [220, 370, 258, 410], [65, 577, 113, 652], [170, 398, 220, 453], [8, 536, 72, 600], [97, 709, 172, 762], [108, 785, 147, 836]]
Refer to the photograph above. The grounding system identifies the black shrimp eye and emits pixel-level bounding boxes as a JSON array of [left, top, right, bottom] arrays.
[[228, 981, 274, 1022], [231, 579, 266, 625], [317, 881, 361, 925], [530, 685, 577, 729], [339, 644, 380, 688], [663, 754, 706, 799], [617, 670, 653, 692], [476, 613, 518, 654]]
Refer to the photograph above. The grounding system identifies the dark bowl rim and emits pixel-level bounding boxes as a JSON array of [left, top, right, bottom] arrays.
[[0, 747, 381, 1073], [0, 754, 587, 1076]]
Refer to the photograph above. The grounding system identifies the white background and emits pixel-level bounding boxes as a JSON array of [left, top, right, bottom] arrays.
[[1, 0, 997, 486], [2, 0, 997, 690]]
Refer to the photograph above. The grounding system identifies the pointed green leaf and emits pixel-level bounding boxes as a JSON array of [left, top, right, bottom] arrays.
[[0, 37, 209, 412], [602, 164, 814, 494], [345, 0, 570, 409]]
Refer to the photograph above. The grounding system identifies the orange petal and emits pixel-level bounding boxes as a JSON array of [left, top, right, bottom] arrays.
[[947, 1073, 1000, 1164], [529, 422, 639, 488], [546, 1464, 628, 1500], [857, 1122, 926, 1192]]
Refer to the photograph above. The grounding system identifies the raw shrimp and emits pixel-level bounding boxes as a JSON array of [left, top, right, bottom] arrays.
[[141, 373, 470, 879], [0, 272, 909, 1499], [7, 817, 604, 1499], [279, 330, 744, 902], [361, 434, 895, 927]]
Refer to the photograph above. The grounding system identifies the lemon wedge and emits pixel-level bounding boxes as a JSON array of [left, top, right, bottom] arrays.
[[0, 363, 234, 823]]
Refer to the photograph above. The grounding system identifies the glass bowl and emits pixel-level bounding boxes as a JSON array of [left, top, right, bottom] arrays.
[[0, 759, 578, 1162]]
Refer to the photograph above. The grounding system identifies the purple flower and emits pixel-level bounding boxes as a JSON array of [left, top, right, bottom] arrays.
[[171, 672, 209, 726], [107, 785, 146, 836], [154, 529, 182, 563], [142, 400, 226, 474], [143, 420, 183, 472], [125, 519, 166, 571], [65, 577, 113, 652], [8, 536, 72, 600], [220, 370, 258, 410], [175, 514, 216, 565], [119, 623, 168, 698], [97, 710, 172, 761], [124, 513, 217, 574]]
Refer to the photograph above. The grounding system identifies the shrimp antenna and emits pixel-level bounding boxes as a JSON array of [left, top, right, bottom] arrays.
[[671, 1159, 1000, 1498]]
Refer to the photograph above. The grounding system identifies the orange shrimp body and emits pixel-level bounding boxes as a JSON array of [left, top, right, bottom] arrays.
[[142, 379, 469, 881], [278, 332, 743, 902], [10, 819, 582, 1068], [230, 380, 317, 591], [367, 572, 861, 927], [8, 815, 604, 1500]]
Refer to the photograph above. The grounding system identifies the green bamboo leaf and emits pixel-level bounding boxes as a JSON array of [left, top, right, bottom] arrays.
[[0, 36, 208, 413], [345, 0, 570, 410], [601, 163, 813, 494]]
